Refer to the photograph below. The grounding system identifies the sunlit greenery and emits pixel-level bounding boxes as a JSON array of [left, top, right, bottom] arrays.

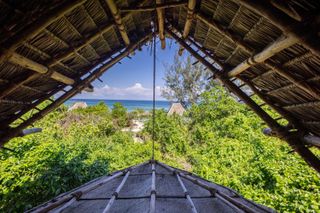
[[0, 87, 319, 212]]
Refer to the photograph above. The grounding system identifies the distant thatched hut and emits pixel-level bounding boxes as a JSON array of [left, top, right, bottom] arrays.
[[167, 103, 186, 116], [68, 102, 88, 111]]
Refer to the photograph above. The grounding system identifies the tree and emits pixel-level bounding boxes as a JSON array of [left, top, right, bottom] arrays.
[[111, 102, 128, 128], [161, 53, 213, 107]]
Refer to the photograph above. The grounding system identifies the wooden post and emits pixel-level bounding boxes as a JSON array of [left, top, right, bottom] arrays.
[[0, 33, 151, 147], [106, 0, 130, 46], [178, 0, 196, 55], [237, 0, 320, 56], [166, 27, 320, 173], [156, 0, 166, 49]]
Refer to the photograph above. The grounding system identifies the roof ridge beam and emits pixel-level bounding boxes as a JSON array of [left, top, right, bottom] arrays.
[[119, 1, 187, 12], [149, 162, 156, 213], [178, 0, 196, 55], [106, 0, 130, 46], [156, 0, 166, 49]]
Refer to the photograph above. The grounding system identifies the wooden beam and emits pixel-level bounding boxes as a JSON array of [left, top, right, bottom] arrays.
[[119, 1, 187, 12], [303, 135, 320, 148], [106, 0, 130, 46], [227, 35, 298, 77], [269, 0, 302, 21], [264, 62, 320, 100], [0, 0, 86, 64], [167, 27, 320, 173], [237, 0, 320, 56], [240, 77, 302, 128], [178, 0, 196, 55], [0, 33, 151, 147], [156, 0, 166, 49], [195, 12, 320, 100], [8, 52, 75, 85]]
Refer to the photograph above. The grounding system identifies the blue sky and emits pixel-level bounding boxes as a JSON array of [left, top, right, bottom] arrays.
[[74, 38, 182, 100]]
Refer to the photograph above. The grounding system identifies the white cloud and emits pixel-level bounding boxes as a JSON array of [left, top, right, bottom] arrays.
[[72, 83, 165, 100]]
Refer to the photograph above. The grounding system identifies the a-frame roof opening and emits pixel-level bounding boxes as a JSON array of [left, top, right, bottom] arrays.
[[0, 0, 319, 172]]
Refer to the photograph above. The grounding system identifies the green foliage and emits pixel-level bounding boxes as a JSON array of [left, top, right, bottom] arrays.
[[0, 87, 319, 212], [161, 53, 214, 107], [111, 102, 129, 128]]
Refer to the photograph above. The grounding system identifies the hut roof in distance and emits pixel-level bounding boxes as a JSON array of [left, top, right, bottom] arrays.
[[29, 160, 274, 213], [167, 103, 186, 116]]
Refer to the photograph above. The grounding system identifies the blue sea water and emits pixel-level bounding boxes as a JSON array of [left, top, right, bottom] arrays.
[[65, 99, 171, 111]]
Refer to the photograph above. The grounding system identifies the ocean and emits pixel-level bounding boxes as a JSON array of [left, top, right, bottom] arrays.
[[65, 99, 171, 111]]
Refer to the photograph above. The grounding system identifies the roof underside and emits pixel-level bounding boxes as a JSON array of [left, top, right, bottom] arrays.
[[0, 1, 319, 155], [29, 160, 274, 212]]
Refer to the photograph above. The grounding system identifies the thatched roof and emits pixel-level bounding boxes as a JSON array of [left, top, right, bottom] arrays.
[[167, 103, 186, 116], [0, 0, 319, 171], [29, 160, 274, 212]]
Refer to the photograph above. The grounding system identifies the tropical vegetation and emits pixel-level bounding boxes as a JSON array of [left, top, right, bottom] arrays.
[[0, 86, 319, 212]]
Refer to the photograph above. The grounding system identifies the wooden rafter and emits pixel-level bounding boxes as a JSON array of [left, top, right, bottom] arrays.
[[178, 0, 196, 55], [237, 0, 320, 56], [156, 0, 166, 49], [8, 52, 75, 85], [227, 35, 298, 77], [106, 0, 130, 46], [0, 33, 151, 147], [166, 26, 320, 173], [119, 1, 187, 12], [0, 0, 86, 64], [194, 11, 320, 100]]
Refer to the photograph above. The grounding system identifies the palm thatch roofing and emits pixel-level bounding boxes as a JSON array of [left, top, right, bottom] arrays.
[[0, 0, 319, 172], [167, 103, 186, 116], [28, 160, 275, 212]]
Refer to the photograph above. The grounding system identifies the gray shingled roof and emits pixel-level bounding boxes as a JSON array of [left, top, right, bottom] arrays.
[[29, 160, 275, 213]]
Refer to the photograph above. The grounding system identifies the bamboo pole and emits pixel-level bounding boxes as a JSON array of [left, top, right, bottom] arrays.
[[106, 0, 130, 46], [120, 2, 187, 12], [227, 35, 298, 77], [240, 77, 302, 128], [175, 173, 198, 213], [0, 0, 86, 64], [236, 0, 320, 56], [0, 33, 151, 147], [264, 128, 320, 148], [167, 27, 320, 173], [149, 162, 156, 213], [194, 11, 320, 100], [264, 62, 320, 100], [102, 171, 130, 213], [178, 0, 196, 55], [303, 135, 320, 148], [156, 0, 166, 49], [8, 52, 75, 85], [157, 161, 262, 213], [32, 171, 125, 213], [269, 0, 302, 21]]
